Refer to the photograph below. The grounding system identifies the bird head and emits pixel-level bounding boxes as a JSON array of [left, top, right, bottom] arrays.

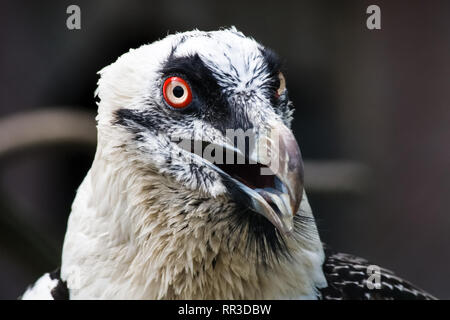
[[95, 27, 309, 251], [63, 27, 329, 299]]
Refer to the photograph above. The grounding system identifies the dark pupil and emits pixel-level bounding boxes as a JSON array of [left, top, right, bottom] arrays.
[[173, 86, 184, 98]]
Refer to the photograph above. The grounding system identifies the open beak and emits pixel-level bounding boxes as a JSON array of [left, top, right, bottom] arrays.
[[218, 122, 303, 235], [177, 121, 304, 235]]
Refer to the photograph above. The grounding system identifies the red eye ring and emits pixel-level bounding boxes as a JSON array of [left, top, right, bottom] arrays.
[[162, 76, 193, 109]]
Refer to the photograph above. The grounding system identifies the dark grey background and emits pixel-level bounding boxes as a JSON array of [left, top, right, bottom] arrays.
[[0, 0, 449, 299]]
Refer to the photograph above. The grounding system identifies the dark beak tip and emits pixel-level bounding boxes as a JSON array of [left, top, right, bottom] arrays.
[[206, 121, 305, 235]]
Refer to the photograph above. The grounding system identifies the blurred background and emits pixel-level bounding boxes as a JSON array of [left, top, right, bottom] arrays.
[[0, 0, 449, 299]]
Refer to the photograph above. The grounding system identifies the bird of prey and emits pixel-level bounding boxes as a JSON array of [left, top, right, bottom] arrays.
[[22, 28, 435, 300]]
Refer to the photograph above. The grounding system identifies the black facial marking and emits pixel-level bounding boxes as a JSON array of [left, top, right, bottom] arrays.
[[223, 206, 292, 265], [260, 47, 282, 77], [161, 53, 224, 107], [160, 53, 259, 133], [114, 108, 161, 134], [160, 53, 236, 131], [114, 48, 288, 137], [260, 48, 281, 75], [259, 47, 290, 108]]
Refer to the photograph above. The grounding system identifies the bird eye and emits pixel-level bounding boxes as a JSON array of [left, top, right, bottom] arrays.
[[276, 72, 286, 97], [163, 76, 193, 108]]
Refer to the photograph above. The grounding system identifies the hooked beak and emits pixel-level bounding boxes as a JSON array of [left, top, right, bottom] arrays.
[[176, 121, 304, 235], [219, 122, 303, 235], [207, 122, 303, 235]]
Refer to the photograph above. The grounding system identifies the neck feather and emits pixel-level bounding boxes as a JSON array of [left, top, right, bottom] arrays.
[[62, 138, 327, 299]]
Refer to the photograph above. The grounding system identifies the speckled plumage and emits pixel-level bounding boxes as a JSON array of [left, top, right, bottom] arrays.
[[320, 251, 436, 300]]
